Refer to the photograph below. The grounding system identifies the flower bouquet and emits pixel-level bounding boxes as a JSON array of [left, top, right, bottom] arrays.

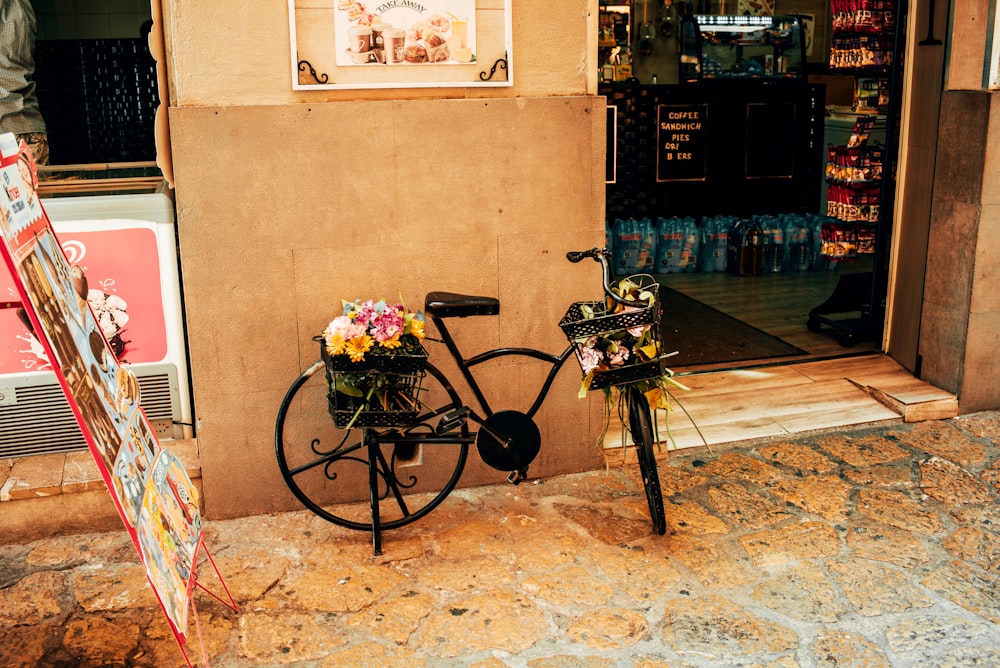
[[560, 274, 691, 452], [317, 298, 428, 428], [560, 275, 670, 392]]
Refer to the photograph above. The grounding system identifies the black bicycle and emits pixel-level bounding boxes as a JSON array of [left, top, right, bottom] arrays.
[[275, 248, 676, 553]]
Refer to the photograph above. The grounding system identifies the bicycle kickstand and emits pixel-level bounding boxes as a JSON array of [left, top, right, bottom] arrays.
[[507, 468, 528, 485]]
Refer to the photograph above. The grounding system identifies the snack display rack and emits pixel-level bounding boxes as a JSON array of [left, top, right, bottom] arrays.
[[807, 0, 907, 346]]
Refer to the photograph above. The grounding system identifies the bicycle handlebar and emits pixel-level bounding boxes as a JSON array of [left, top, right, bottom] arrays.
[[566, 247, 648, 307], [565, 248, 604, 264]]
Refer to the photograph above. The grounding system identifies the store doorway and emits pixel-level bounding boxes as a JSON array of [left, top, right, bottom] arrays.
[[600, 1, 902, 372]]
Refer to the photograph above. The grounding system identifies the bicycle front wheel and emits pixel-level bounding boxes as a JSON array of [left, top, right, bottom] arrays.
[[274, 360, 470, 531], [625, 387, 667, 535]]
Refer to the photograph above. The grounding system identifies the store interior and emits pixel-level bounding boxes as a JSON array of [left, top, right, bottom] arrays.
[[599, 0, 899, 370], [24, 1, 895, 374]]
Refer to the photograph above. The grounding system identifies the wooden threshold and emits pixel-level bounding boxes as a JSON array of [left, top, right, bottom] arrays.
[[621, 353, 959, 453], [608, 265, 959, 448]]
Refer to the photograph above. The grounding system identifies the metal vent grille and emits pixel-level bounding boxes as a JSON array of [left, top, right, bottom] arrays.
[[0, 370, 179, 459]]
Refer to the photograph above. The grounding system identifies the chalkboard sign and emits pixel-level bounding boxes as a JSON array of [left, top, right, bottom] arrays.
[[656, 104, 708, 182]]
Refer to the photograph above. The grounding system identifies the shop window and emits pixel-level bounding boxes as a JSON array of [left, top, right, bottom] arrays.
[[32, 5, 157, 166]]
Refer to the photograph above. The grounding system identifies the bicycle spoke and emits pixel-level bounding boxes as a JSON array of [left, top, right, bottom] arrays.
[[285, 436, 363, 477]]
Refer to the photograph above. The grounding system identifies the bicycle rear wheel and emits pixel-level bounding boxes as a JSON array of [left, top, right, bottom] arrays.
[[274, 359, 470, 531], [625, 387, 667, 535]]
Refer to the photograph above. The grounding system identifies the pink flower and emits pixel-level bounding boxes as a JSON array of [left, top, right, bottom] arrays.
[[371, 305, 405, 343], [578, 342, 604, 374], [326, 315, 354, 338], [628, 324, 649, 338], [352, 299, 378, 328]]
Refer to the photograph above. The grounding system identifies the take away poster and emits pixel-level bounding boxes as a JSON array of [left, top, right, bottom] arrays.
[[0, 134, 203, 641], [334, 0, 476, 66]]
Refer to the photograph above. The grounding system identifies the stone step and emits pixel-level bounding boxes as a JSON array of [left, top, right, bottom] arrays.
[[1, 439, 200, 544]]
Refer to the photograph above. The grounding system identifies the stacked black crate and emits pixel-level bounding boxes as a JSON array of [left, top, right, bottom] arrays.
[[35, 39, 158, 165]]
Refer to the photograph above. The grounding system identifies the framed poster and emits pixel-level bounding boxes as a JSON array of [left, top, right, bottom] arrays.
[[289, 0, 513, 90], [606, 105, 617, 184]]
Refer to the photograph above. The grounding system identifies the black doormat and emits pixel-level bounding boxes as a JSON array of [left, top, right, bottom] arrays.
[[659, 286, 806, 367]]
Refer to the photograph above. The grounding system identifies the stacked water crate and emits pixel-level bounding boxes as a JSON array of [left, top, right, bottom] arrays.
[[607, 213, 839, 277]]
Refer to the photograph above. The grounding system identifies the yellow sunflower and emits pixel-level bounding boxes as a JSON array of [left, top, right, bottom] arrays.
[[324, 331, 347, 356], [344, 335, 374, 362], [408, 318, 426, 340], [379, 335, 402, 350]]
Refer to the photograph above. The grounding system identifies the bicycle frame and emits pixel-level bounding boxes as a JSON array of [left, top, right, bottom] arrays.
[[426, 248, 635, 427], [428, 315, 576, 425]]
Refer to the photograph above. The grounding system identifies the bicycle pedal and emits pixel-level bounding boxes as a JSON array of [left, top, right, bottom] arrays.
[[436, 407, 470, 434], [506, 468, 528, 485]]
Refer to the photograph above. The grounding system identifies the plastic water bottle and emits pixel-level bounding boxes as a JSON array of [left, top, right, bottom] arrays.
[[768, 218, 784, 273], [770, 221, 786, 272], [786, 217, 809, 272], [700, 216, 729, 273], [738, 221, 764, 276], [680, 217, 700, 272], [713, 217, 732, 272], [638, 217, 656, 272], [699, 217, 715, 273], [612, 218, 642, 273], [656, 217, 684, 274]]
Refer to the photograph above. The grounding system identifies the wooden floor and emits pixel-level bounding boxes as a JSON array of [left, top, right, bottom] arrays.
[[656, 259, 880, 370], [608, 265, 959, 453]]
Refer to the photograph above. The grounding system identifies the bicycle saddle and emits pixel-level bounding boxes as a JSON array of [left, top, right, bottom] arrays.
[[424, 292, 500, 318]]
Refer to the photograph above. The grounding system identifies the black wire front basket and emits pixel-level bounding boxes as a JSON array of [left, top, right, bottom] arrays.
[[558, 275, 666, 390], [318, 338, 428, 428]]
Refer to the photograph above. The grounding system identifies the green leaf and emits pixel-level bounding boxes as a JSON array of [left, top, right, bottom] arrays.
[[334, 377, 363, 397]]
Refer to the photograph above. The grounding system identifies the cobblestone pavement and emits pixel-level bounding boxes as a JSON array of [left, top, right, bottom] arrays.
[[3, 413, 1000, 667]]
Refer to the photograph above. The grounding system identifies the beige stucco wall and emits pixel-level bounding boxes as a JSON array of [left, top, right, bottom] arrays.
[[161, 1, 597, 104], [918, 91, 1000, 413], [913, 0, 1000, 412], [161, 2, 611, 519], [945, 0, 991, 90]]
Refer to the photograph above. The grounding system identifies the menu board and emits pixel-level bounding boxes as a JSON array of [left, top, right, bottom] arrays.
[[0, 134, 234, 664], [656, 104, 708, 182]]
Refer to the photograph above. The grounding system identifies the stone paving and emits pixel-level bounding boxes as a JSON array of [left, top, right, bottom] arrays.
[[2, 413, 1000, 667]]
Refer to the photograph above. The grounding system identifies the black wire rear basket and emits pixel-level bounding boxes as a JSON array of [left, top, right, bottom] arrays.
[[558, 276, 665, 390], [318, 338, 428, 428]]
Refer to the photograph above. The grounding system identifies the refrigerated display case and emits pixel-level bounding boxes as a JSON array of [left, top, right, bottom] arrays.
[[680, 14, 806, 82], [0, 193, 192, 458]]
